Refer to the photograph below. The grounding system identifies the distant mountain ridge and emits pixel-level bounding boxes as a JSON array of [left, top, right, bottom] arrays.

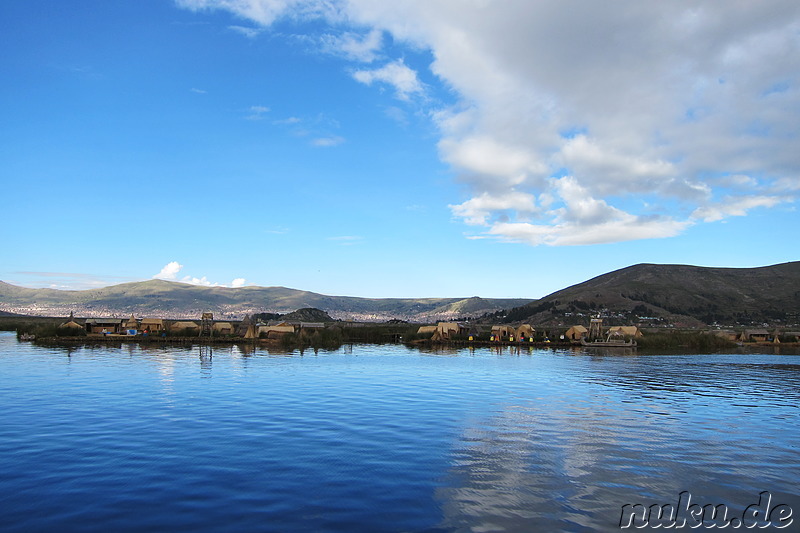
[[0, 279, 532, 322], [498, 261, 800, 327], [3, 261, 798, 325]]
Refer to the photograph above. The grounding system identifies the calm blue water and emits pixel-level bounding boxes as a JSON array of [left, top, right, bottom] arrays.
[[0, 331, 798, 532]]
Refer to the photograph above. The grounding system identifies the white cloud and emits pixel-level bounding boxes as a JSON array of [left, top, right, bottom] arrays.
[[488, 216, 690, 247], [311, 135, 344, 147], [353, 59, 424, 100], [558, 135, 682, 197], [176, 0, 800, 246], [322, 29, 383, 62], [345, 1, 800, 244], [439, 135, 547, 188], [176, 0, 334, 26], [272, 114, 342, 145], [272, 116, 301, 125], [690, 195, 786, 223], [450, 191, 538, 226], [182, 275, 220, 287], [246, 105, 270, 120], [154, 261, 183, 280], [153, 261, 246, 287], [457, 176, 692, 245], [229, 25, 263, 38]]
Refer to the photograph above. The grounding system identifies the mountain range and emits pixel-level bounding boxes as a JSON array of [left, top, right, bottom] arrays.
[[2, 261, 798, 326], [0, 279, 531, 322]]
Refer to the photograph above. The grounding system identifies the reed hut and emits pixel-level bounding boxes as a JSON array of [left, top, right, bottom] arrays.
[[738, 329, 769, 342], [416, 325, 437, 338], [170, 321, 200, 334], [515, 324, 535, 341], [490, 325, 515, 340], [123, 314, 139, 333], [140, 318, 165, 333], [259, 323, 296, 339], [431, 322, 467, 341], [213, 322, 235, 335], [85, 318, 124, 335], [59, 319, 84, 330], [607, 326, 643, 338], [565, 325, 588, 342]]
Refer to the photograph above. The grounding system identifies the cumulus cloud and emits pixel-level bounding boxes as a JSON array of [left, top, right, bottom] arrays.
[[455, 177, 692, 246], [176, 0, 800, 246], [153, 262, 246, 287], [182, 276, 220, 287], [353, 59, 424, 100], [450, 191, 538, 226], [154, 261, 183, 280]]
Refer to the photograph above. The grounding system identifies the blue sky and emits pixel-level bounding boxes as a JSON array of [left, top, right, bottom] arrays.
[[1, 0, 798, 298]]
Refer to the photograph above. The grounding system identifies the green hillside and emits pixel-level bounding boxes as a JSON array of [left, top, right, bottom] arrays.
[[498, 262, 800, 327]]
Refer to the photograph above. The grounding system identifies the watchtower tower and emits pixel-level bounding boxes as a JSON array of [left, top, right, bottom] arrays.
[[200, 312, 214, 337], [588, 317, 603, 341]]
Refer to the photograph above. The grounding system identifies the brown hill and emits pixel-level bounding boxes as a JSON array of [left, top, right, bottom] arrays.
[[0, 280, 531, 322], [498, 262, 800, 327]]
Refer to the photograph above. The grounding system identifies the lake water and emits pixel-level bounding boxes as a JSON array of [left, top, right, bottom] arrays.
[[0, 331, 798, 532]]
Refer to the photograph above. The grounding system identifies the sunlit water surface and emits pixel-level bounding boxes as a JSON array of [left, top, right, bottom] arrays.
[[0, 331, 798, 532]]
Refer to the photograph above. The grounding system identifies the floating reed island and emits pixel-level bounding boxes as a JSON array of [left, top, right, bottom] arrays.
[[6, 311, 798, 352]]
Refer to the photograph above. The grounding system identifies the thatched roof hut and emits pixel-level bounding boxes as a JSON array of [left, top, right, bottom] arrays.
[[258, 324, 296, 339], [213, 322, 235, 335], [491, 325, 515, 339], [170, 321, 200, 333], [85, 318, 124, 334], [140, 318, 165, 332], [416, 325, 437, 337], [430, 322, 468, 341], [565, 325, 588, 341], [739, 329, 769, 342], [515, 324, 535, 339], [607, 326, 643, 338], [122, 314, 138, 329]]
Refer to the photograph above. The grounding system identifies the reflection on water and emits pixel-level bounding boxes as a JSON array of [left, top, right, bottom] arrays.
[[232, 343, 256, 357], [0, 332, 798, 532], [198, 346, 213, 377]]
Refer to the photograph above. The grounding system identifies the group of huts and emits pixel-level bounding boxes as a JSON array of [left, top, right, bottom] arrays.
[[55, 314, 798, 345], [417, 322, 799, 344], [58, 314, 322, 339], [77, 316, 238, 336], [416, 322, 644, 343], [717, 329, 800, 344]]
